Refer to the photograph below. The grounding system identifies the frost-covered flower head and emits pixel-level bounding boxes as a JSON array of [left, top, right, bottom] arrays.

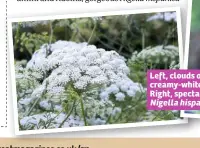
[[130, 45, 179, 67], [16, 40, 144, 130], [25, 40, 140, 101]]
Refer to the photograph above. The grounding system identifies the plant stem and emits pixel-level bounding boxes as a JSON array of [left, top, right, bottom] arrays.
[[87, 21, 97, 45], [27, 97, 40, 116], [141, 28, 145, 49], [80, 98, 87, 126], [46, 109, 64, 128], [162, 27, 176, 48], [49, 20, 54, 45], [58, 100, 76, 128]]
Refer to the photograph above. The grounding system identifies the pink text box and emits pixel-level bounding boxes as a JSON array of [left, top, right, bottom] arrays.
[[147, 70, 200, 110]]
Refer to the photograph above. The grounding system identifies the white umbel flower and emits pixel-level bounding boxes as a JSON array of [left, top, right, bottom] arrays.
[[17, 40, 143, 130], [115, 92, 125, 101]]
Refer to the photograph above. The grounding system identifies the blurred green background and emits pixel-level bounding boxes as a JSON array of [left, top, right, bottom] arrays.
[[12, 12, 178, 62]]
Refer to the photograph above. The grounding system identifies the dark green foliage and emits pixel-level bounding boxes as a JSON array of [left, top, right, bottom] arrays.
[[13, 12, 178, 61], [13, 22, 56, 61]]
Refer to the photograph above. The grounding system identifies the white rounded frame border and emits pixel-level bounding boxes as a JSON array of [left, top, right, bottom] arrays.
[[7, 7, 187, 135]]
